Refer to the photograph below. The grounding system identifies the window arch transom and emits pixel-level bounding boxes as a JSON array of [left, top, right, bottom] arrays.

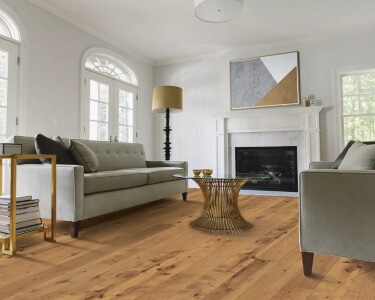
[[85, 54, 135, 84], [0, 9, 20, 41]]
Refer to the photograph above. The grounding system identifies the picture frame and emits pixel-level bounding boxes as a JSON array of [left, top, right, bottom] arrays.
[[230, 51, 300, 110]]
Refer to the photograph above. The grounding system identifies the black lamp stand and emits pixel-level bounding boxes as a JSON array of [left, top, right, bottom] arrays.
[[163, 108, 171, 160]]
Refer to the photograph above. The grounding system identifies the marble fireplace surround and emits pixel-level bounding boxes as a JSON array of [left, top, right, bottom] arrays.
[[214, 106, 323, 196]]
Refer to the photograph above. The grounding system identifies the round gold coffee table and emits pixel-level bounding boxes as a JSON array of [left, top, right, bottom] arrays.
[[174, 173, 270, 235]]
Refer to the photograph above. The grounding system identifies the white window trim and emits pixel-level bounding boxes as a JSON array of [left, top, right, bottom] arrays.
[[334, 64, 375, 155], [0, 1, 28, 137], [80, 47, 139, 141]]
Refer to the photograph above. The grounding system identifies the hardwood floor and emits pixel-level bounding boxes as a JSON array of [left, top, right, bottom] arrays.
[[0, 189, 373, 299]]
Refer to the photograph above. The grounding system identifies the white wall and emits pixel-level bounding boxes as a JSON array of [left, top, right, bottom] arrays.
[[3, 0, 375, 165], [153, 32, 375, 167], [2, 0, 154, 158]]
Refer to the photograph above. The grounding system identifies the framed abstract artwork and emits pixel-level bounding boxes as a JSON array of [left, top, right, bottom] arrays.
[[230, 51, 300, 110]]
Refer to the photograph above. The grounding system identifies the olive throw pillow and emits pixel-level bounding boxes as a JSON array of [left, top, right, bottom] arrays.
[[331, 140, 355, 169], [338, 141, 375, 170], [332, 140, 375, 169], [35, 134, 77, 164], [69, 140, 99, 173]]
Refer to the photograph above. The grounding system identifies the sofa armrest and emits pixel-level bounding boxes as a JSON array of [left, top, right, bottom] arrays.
[[299, 169, 375, 262], [309, 161, 334, 170], [146, 160, 188, 173], [16, 164, 84, 222]]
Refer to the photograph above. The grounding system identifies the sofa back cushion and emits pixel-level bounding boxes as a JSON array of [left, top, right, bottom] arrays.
[[7, 136, 147, 170], [7, 135, 70, 165], [72, 139, 147, 171]]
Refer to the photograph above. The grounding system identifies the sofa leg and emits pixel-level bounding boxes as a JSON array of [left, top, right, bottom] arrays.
[[70, 221, 80, 238], [302, 251, 314, 276], [182, 192, 188, 201]]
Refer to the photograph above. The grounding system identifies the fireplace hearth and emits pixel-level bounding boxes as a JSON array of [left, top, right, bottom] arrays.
[[235, 146, 298, 192]]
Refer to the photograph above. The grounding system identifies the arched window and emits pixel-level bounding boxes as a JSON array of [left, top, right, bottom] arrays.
[[0, 8, 21, 142], [81, 49, 138, 143], [85, 54, 133, 84], [0, 9, 20, 41]]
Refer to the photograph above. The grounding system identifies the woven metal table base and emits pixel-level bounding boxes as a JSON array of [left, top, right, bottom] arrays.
[[191, 178, 252, 235]]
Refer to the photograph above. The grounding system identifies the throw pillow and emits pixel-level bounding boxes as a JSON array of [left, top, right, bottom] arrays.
[[69, 140, 99, 173], [338, 141, 375, 170], [331, 140, 355, 169], [35, 134, 77, 164], [332, 140, 375, 169]]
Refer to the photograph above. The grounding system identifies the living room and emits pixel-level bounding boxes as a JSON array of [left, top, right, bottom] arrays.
[[0, 0, 374, 299]]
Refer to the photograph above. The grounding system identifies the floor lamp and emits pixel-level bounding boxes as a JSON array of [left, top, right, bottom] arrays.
[[152, 86, 183, 161]]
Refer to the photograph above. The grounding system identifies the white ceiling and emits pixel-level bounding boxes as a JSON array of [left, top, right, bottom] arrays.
[[31, 0, 375, 64]]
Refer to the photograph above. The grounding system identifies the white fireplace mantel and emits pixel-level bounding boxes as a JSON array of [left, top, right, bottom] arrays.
[[214, 106, 323, 177]]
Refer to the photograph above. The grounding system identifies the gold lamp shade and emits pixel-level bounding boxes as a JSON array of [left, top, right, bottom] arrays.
[[152, 86, 183, 113]]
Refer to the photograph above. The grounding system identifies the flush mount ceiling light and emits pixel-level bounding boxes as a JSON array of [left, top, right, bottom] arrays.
[[194, 0, 244, 23]]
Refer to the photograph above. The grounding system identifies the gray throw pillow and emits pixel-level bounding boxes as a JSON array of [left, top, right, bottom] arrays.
[[69, 140, 99, 173], [338, 141, 375, 170], [331, 140, 355, 169], [332, 140, 375, 169]]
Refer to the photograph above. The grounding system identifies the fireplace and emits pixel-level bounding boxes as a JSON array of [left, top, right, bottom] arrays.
[[235, 146, 298, 192]]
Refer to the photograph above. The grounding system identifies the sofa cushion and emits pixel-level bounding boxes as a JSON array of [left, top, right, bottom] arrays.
[[70, 140, 99, 173], [72, 139, 147, 171], [35, 134, 77, 165], [339, 141, 375, 170], [84, 170, 147, 194], [127, 167, 184, 184]]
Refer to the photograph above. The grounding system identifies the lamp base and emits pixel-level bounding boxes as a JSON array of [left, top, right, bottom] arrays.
[[163, 108, 171, 161]]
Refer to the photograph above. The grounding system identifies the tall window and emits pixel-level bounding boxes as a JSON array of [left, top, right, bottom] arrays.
[[341, 72, 375, 144], [0, 9, 20, 142], [83, 52, 138, 143]]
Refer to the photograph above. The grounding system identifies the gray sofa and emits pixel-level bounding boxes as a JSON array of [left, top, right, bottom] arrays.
[[8, 136, 188, 237], [299, 161, 375, 275]]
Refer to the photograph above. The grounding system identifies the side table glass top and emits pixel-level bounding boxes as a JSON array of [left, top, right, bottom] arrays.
[[174, 173, 271, 181]]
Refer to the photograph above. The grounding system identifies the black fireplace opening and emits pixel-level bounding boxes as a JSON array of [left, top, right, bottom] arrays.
[[235, 146, 298, 192]]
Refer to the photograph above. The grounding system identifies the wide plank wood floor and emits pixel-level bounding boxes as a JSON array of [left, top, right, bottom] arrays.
[[0, 189, 373, 299]]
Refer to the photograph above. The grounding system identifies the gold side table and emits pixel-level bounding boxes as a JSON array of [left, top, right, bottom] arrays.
[[0, 154, 56, 255], [174, 173, 271, 235]]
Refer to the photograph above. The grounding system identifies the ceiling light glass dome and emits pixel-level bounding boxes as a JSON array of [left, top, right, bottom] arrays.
[[194, 0, 244, 23]]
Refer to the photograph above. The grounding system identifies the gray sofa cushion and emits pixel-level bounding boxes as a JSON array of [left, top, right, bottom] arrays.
[[84, 170, 147, 194], [339, 141, 375, 170], [127, 167, 184, 184], [72, 139, 147, 171], [70, 140, 99, 173]]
